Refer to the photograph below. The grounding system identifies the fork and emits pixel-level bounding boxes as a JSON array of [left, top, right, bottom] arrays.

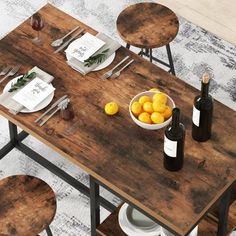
[[110, 59, 134, 79], [101, 56, 130, 79], [0, 66, 11, 76], [0, 65, 21, 84]]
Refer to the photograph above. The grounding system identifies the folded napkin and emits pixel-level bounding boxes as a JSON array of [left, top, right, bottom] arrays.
[[67, 32, 121, 75], [0, 66, 54, 115]]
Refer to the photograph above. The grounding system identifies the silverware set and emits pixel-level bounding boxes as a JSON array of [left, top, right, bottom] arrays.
[[35, 95, 69, 126], [110, 59, 134, 79], [51, 26, 80, 47], [101, 56, 134, 79], [0, 65, 21, 84], [52, 26, 85, 54]]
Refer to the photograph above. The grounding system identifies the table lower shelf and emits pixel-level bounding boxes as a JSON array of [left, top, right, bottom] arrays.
[[97, 201, 236, 236]]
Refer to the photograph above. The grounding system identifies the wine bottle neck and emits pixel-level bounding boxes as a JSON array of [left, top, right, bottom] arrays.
[[201, 81, 209, 98], [172, 109, 180, 128]]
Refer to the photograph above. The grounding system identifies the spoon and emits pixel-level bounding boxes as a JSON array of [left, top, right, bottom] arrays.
[[51, 26, 80, 47]]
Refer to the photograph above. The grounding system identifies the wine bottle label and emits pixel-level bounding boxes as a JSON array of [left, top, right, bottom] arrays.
[[192, 105, 200, 127], [164, 135, 177, 158]]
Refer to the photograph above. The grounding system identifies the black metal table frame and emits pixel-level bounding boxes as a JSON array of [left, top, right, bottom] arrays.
[[0, 121, 233, 236], [126, 43, 176, 75]]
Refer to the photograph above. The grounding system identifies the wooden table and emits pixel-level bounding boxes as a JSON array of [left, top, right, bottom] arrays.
[[0, 4, 235, 236]]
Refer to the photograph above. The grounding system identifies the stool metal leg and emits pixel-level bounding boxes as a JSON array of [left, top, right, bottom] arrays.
[[126, 43, 130, 49], [166, 44, 175, 75], [138, 48, 144, 56], [46, 226, 53, 236], [149, 48, 153, 63]]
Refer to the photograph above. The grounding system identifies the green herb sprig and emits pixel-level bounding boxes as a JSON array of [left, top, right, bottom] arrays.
[[8, 72, 37, 92], [84, 48, 109, 67]]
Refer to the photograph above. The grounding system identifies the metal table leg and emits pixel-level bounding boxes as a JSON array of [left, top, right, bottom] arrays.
[[217, 187, 232, 236], [9, 121, 18, 146], [90, 175, 100, 236], [166, 44, 175, 75]]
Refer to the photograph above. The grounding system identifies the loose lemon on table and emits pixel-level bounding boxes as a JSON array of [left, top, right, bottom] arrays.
[[149, 88, 160, 92], [131, 101, 142, 116], [151, 112, 164, 124], [138, 95, 151, 105], [152, 100, 166, 113], [153, 92, 168, 104], [104, 102, 119, 115], [138, 112, 152, 124], [161, 105, 172, 119], [143, 101, 154, 114]]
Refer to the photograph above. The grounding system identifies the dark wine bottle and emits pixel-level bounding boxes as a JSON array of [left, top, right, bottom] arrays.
[[164, 108, 185, 171], [192, 73, 213, 142]]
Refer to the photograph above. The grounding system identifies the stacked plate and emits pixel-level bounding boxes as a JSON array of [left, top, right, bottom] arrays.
[[66, 40, 115, 72], [3, 76, 54, 113], [65, 32, 118, 74], [118, 204, 198, 236], [118, 203, 162, 236]]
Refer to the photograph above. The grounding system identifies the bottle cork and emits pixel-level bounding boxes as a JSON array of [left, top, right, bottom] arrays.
[[202, 73, 210, 84]]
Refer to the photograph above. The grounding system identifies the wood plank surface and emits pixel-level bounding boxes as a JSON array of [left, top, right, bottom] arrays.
[[0, 4, 235, 235], [0, 175, 56, 236], [116, 2, 179, 48]]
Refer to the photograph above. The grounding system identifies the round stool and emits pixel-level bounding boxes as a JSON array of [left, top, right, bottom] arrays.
[[117, 2, 179, 75], [0, 175, 56, 236]]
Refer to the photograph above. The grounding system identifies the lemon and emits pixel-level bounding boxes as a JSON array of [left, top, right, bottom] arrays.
[[151, 112, 164, 124], [104, 102, 119, 115], [138, 112, 152, 124], [143, 101, 154, 114], [162, 106, 172, 119], [138, 95, 151, 105], [152, 100, 166, 113], [131, 102, 142, 116], [153, 93, 168, 104], [149, 88, 160, 92]]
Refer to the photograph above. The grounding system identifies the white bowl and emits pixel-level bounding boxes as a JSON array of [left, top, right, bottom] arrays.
[[129, 91, 175, 130]]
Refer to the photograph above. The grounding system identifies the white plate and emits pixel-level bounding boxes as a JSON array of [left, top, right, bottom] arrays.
[[66, 39, 116, 71], [162, 226, 198, 236], [3, 76, 54, 113], [118, 204, 162, 236]]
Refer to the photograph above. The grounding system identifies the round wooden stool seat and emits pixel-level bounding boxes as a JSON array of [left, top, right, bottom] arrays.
[[116, 2, 179, 48], [0, 175, 56, 236]]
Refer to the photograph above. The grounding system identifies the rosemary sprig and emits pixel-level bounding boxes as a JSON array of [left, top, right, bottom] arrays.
[[8, 72, 37, 92], [84, 48, 109, 67]]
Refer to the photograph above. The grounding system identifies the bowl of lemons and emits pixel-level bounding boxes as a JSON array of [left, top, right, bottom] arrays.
[[129, 89, 175, 130]]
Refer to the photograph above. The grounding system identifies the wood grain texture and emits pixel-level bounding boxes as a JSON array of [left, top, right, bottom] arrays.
[[0, 4, 235, 235], [116, 2, 179, 48], [97, 203, 236, 236], [0, 175, 56, 236]]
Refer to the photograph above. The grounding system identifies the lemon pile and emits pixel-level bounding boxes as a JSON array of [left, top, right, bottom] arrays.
[[131, 91, 172, 124]]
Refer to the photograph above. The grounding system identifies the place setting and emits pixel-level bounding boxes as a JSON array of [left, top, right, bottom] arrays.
[[51, 25, 134, 77], [0, 66, 72, 126]]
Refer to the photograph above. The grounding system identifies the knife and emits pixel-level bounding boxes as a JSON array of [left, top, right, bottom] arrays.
[[54, 28, 85, 54], [35, 95, 68, 123], [39, 98, 70, 127]]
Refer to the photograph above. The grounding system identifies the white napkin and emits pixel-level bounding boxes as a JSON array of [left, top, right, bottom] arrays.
[[66, 32, 121, 75], [0, 66, 54, 115]]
